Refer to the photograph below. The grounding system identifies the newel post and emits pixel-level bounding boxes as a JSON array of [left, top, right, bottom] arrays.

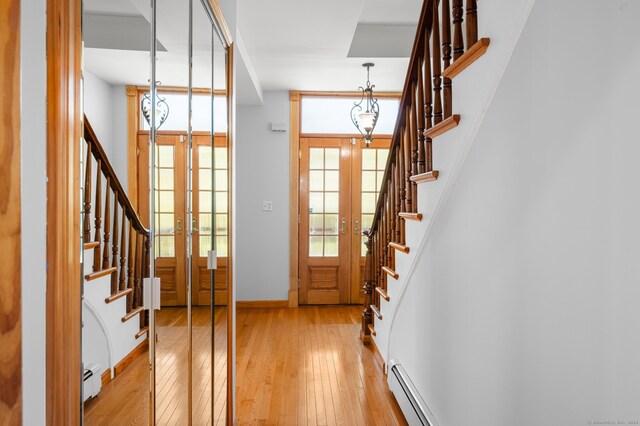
[[361, 229, 374, 345]]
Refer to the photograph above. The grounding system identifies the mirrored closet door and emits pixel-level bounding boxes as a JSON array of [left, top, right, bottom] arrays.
[[81, 0, 232, 424]]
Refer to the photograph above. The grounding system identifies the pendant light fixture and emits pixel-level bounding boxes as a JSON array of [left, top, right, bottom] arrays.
[[351, 63, 379, 147]]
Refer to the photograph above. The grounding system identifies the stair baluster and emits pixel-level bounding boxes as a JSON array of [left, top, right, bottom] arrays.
[[403, 111, 413, 213], [93, 160, 102, 271], [360, 231, 374, 343], [83, 143, 92, 243], [119, 214, 127, 292], [442, 0, 453, 119], [102, 177, 111, 271], [432, 0, 443, 125], [111, 199, 119, 295], [465, 0, 478, 49], [452, 0, 465, 60], [127, 222, 135, 312], [416, 59, 427, 174]]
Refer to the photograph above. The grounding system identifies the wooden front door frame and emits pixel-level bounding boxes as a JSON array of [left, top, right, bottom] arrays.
[[46, 0, 82, 423], [288, 91, 401, 308]]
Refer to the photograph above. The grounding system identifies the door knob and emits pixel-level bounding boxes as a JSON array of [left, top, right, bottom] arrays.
[[192, 216, 199, 232]]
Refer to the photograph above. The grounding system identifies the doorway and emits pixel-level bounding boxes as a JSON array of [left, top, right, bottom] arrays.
[[298, 137, 390, 305], [136, 131, 229, 307]]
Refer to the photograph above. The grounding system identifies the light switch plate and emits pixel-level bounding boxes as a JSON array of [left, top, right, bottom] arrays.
[[262, 201, 273, 211]]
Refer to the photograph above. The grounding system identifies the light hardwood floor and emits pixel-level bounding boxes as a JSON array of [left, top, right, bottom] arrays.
[[84, 306, 406, 425]]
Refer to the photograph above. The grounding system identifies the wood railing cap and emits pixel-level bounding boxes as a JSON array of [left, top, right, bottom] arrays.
[[84, 115, 149, 236]]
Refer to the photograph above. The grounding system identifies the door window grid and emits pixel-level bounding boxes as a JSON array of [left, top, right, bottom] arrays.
[[198, 146, 229, 257], [361, 148, 389, 255], [309, 147, 340, 257], [154, 145, 176, 257]]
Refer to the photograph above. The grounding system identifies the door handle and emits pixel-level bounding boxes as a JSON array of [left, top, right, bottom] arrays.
[[354, 217, 359, 235], [192, 216, 199, 232], [341, 217, 346, 234], [176, 217, 182, 234]]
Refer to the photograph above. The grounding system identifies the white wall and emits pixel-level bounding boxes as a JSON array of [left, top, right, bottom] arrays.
[[390, 1, 640, 425], [236, 91, 290, 300], [20, 0, 47, 423], [84, 70, 114, 157], [111, 85, 129, 191]]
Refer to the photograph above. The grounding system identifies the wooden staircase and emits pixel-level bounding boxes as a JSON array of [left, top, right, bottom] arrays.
[[82, 116, 150, 387], [360, 0, 489, 344]]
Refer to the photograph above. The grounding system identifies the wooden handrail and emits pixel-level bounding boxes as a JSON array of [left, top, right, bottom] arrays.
[[362, 0, 483, 342], [83, 115, 150, 328], [84, 116, 148, 236]]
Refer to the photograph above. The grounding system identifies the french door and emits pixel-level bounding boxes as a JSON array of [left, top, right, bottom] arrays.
[[137, 131, 229, 306], [299, 136, 390, 305]]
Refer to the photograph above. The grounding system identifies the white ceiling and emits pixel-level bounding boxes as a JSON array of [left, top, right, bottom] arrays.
[[237, 0, 421, 92], [82, 0, 422, 103]]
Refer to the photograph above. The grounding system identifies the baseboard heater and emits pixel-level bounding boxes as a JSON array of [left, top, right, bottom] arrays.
[[388, 359, 439, 426]]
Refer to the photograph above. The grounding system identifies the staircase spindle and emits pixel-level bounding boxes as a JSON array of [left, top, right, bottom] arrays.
[[393, 163, 402, 245], [409, 104, 418, 211], [83, 144, 92, 243], [101, 177, 111, 271], [432, 0, 443, 125], [361, 232, 374, 342], [133, 233, 141, 309], [119, 214, 127, 292], [111, 198, 119, 295], [127, 222, 135, 312], [403, 110, 413, 213], [441, 0, 453, 118], [465, 0, 478, 49], [93, 161, 102, 272], [452, 0, 464, 60], [416, 61, 426, 174], [398, 135, 407, 214]]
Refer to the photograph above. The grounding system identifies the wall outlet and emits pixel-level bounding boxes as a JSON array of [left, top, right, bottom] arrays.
[[262, 201, 273, 211]]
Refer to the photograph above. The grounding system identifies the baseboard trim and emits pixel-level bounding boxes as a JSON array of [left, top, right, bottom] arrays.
[[236, 300, 289, 309], [370, 336, 386, 374], [100, 369, 112, 387], [113, 337, 148, 377]]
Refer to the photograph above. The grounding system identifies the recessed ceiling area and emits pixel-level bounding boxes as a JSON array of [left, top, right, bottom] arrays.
[[237, 0, 421, 92]]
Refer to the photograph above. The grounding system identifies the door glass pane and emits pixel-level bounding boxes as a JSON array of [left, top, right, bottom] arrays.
[[308, 147, 340, 257], [361, 148, 389, 255]]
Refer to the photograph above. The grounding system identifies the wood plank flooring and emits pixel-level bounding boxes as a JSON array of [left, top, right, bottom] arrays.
[[84, 305, 406, 425], [236, 306, 406, 426]]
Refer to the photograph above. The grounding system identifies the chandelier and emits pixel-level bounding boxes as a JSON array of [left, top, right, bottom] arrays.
[[141, 81, 169, 129], [350, 63, 379, 147]]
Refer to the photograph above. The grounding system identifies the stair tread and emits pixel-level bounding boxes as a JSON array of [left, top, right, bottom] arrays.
[[443, 38, 491, 79], [135, 326, 149, 340], [105, 288, 133, 304], [399, 212, 423, 221], [410, 170, 439, 184], [389, 242, 410, 254], [425, 114, 460, 138], [382, 266, 399, 280], [85, 266, 118, 282], [83, 241, 100, 250], [375, 287, 390, 301], [370, 305, 382, 320], [121, 306, 144, 323]]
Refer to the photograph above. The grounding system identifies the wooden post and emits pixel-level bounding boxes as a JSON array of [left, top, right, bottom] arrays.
[[416, 61, 426, 174], [360, 230, 374, 344], [126, 222, 135, 312]]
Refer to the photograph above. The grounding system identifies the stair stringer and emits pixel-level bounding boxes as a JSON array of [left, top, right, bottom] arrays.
[[82, 247, 145, 380]]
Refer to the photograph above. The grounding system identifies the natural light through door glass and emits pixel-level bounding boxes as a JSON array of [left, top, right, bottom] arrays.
[[361, 148, 389, 255], [309, 147, 340, 257]]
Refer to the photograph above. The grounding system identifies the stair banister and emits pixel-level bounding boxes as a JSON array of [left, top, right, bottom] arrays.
[[83, 116, 150, 329], [361, 0, 481, 342]]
